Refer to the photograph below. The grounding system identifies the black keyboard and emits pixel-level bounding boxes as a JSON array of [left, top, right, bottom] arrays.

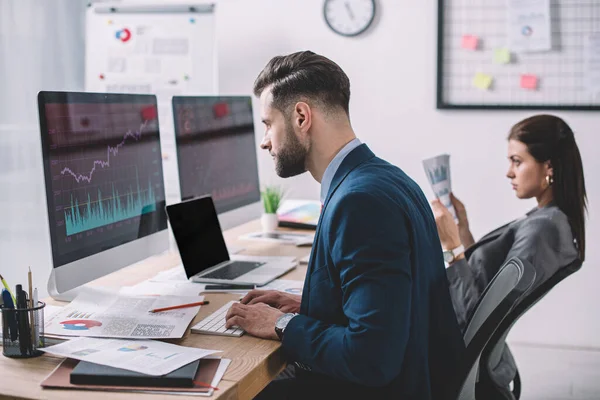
[[201, 261, 266, 280]]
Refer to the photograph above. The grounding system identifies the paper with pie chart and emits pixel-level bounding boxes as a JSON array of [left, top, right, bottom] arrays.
[[41, 337, 219, 376], [507, 0, 552, 53], [44, 287, 204, 339]]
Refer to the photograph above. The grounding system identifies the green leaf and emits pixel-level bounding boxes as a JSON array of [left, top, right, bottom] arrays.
[[261, 185, 284, 214]]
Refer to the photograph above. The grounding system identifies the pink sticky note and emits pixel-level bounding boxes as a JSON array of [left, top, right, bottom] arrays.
[[520, 74, 538, 90], [461, 35, 479, 50]]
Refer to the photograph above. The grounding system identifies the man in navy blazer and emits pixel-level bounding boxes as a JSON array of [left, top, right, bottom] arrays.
[[225, 51, 464, 399]]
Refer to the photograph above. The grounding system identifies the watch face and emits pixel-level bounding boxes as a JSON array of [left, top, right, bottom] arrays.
[[276, 314, 292, 330], [443, 251, 453, 263]]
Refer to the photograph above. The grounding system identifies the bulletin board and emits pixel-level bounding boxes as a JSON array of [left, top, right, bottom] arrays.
[[437, 0, 600, 110]]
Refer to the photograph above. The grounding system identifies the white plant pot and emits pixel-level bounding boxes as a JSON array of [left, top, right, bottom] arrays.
[[261, 213, 279, 232]]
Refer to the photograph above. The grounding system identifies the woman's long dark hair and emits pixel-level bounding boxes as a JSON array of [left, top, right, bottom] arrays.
[[508, 115, 587, 261]]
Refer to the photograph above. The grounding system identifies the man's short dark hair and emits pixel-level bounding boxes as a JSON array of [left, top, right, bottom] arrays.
[[253, 51, 351, 116]]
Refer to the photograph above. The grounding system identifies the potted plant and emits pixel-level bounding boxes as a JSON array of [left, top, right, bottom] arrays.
[[261, 185, 284, 232]]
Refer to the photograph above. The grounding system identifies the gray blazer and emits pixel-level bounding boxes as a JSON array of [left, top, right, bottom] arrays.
[[447, 204, 578, 389]]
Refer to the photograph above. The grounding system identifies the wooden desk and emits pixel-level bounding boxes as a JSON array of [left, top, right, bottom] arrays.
[[0, 220, 311, 400]]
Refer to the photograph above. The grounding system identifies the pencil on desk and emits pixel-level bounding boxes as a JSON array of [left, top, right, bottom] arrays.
[[28, 267, 35, 353], [193, 380, 219, 390], [149, 300, 210, 313]]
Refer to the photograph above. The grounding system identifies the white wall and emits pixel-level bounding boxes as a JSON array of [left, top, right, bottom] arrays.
[[0, 1, 86, 306], [215, 0, 600, 349]]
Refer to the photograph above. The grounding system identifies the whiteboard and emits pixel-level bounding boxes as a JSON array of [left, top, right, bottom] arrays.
[[85, 2, 218, 205], [437, 0, 600, 110]]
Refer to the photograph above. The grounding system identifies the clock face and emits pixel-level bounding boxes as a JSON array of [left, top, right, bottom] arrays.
[[323, 0, 376, 37]]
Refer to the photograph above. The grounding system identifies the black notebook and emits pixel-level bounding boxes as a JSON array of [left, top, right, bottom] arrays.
[[70, 360, 200, 388]]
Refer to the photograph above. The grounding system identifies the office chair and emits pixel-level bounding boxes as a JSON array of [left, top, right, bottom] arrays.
[[453, 257, 536, 400], [477, 258, 583, 400]]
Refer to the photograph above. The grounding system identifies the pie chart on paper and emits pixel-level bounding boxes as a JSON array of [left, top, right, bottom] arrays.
[[60, 319, 103, 331]]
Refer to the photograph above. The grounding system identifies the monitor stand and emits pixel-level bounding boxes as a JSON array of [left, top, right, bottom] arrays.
[[47, 269, 84, 302]]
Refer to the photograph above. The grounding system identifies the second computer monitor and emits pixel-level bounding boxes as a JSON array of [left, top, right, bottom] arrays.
[[172, 96, 261, 229]]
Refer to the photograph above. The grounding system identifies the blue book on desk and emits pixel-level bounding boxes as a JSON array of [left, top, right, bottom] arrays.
[[70, 360, 200, 388]]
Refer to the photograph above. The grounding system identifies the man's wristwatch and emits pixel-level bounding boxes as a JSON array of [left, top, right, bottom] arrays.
[[274, 313, 297, 341], [443, 244, 465, 264]]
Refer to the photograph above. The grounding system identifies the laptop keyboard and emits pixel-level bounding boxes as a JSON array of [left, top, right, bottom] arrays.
[[201, 261, 266, 280]]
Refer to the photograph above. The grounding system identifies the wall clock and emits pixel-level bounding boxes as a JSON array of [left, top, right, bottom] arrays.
[[323, 0, 376, 37]]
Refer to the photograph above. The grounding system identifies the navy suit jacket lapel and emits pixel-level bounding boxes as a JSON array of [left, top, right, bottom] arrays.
[[301, 144, 375, 314]]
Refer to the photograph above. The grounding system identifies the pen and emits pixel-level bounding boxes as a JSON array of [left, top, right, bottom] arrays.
[[33, 288, 40, 346], [149, 300, 210, 313], [28, 268, 34, 350], [0, 274, 16, 305], [16, 285, 30, 355]]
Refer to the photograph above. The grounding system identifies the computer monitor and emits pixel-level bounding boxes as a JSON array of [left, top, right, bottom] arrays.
[[38, 91, 169, 301], [172, 96, 261, 230]]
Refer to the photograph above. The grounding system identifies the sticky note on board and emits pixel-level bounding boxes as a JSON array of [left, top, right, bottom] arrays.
[[520, 74, 538, 90], [494, 48, 511, 64], [461, 35, 479, 50], [473, 73, 493, 90]]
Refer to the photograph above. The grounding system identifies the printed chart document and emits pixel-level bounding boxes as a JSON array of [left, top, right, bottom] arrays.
[[45, 287, 203, 339], [507, 0, 552, 52], [423, 154, 457, 220], [42, 337, 219, 376]]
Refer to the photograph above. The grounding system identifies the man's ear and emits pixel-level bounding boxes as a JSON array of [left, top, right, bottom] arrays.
[[294, 102, 312, 134]]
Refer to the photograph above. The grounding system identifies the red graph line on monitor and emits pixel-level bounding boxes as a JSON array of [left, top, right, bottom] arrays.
[[60, 120, 149, 184]]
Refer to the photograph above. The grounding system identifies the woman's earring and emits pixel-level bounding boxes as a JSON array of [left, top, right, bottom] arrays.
[[546, 175, 554, 186]]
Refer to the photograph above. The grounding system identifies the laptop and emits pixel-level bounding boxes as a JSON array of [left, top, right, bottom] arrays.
[[166, 195, 296, 286]]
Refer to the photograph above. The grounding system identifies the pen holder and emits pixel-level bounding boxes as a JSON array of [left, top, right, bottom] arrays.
[[1, 301, 45, 358]]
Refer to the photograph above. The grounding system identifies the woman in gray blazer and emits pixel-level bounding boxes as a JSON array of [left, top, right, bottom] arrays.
[[432, 114, 587, 395]]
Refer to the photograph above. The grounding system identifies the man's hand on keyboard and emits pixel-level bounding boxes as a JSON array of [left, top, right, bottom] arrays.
[[240, 290, 301, 314], [225, 302, 282, 340]]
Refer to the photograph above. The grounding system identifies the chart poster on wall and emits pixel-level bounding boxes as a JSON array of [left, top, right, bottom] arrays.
[[507, 0, 552, 53], [85, 3, 217, 205]]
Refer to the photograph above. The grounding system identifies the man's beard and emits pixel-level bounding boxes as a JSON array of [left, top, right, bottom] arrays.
[[274, 121, 307, 178]]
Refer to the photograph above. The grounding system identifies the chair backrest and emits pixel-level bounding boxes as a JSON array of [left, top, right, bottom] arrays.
[[454, 257, 536, 400], [478, 258, 583, 398]]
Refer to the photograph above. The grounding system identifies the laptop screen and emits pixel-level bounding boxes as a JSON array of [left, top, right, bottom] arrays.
[[166, 196, 230, 278]]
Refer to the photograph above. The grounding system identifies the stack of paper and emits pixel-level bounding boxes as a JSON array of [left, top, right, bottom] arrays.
[[41, 337, 229, 396], [44, 287, 204, 339], [41, 337, 219, 376]]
